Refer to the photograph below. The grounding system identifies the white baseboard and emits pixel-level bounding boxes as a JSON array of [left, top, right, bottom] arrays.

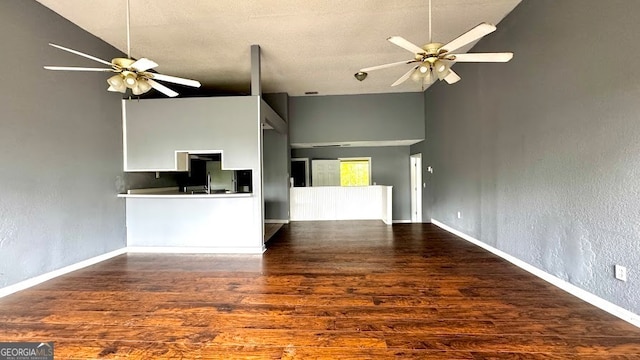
[[392, 220, 413, 223], [0, 248, 127, 299], [265, 219, 290, 224], [0, 245, 270, 297], [127, 246, 266, 254], [431, 219, 640, 328]]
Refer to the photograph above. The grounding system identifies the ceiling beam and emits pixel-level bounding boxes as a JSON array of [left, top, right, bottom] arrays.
[[251, 44, 261, 96]]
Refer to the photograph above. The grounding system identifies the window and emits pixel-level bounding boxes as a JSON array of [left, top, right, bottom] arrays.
[[339, 158, 371, 186]]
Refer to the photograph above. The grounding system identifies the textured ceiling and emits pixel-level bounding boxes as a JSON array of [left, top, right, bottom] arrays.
[[36, 0, 521, 96]]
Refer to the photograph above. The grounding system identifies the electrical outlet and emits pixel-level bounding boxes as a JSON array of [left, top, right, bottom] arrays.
[[615, 265, 627, 282], [457, 211, 462, 219]]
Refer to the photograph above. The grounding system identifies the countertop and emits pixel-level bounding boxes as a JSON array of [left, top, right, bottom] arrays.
[[117, 187, 253, 199]]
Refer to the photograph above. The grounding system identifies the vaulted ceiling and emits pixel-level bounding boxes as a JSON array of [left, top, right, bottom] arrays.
[[37, 0, 521, 96]]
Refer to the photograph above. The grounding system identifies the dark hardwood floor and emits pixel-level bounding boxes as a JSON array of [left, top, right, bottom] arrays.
[[1, 221, 639, 359]]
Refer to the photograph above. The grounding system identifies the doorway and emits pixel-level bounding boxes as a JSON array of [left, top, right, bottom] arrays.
[[410, 153, 423, 223], [291, 158, 309, 187]]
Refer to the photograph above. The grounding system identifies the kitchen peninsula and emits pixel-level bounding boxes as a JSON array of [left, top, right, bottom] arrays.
[[119, 95, 287, 254], [118, 187, 259, 253]]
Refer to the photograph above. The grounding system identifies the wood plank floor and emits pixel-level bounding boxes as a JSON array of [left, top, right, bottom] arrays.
[[1, 221, 639, 359]]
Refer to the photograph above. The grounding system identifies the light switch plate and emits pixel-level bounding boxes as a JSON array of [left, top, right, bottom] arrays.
[[615, 265, 627, 282]]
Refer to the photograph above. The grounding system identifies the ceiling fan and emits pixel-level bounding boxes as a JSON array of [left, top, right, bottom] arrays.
[[357, 0, 513, 87], [43, 0, 200, 97]]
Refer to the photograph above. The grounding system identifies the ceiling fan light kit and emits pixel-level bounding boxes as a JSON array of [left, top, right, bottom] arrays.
[[357, 0, 513, 88], [132, 79, 152, 95], [107, 74, 126, 93], [43, 0, 201, 97]]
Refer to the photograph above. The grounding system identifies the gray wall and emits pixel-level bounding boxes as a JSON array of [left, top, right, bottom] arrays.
[[263, 93, 289, 123], [262, 93, 290, 221], [0, 1, 126, 288], [426, 0, 640, 315], [289, 93, 424, 144], [292, 146, 411, 221], [289, 92, 424, 222], [124, 97, 261, 171], [410, 141, 432, 222], [263, 130, 289, 220]]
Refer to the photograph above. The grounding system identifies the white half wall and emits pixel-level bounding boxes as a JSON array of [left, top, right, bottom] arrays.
[[125, 197, 264, 252], [290, 186, 392, 224]]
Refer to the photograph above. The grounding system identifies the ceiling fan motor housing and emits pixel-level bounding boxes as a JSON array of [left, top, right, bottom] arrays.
[[112, 57, 136, 70], [418, 42, 444, 60]]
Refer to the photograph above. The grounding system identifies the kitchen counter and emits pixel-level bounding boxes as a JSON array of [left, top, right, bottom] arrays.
[[119, 186, 263, 253], [117, 187, 252, 199]]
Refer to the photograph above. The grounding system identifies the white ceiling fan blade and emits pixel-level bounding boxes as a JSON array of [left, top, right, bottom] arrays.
[[391, 65, 419, 87], [131, 58, 158, 72], [387, 36, 425, 55], [441, 23, 497, 54], [44, 66, 114, 72], [150, 73, 201, 88], [48, 43, 113, 66], [361, 60, 417, 72], [444, 69, 461, 84], [147, 79, 179, 97], [447, 52, 513, 62]]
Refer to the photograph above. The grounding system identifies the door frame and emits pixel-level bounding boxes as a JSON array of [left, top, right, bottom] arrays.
[[410, 153, 423, 223]]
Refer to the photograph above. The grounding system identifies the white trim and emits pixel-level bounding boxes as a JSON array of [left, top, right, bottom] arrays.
[[431, 218, 640, 328], [127, 246, 266, 254], [0, 248, 127, 298], [392, 220, 412, 223], [265, 219, 290, 224], [0, 244, 272, 297], [117, 192, 252, 199], [410, 153, 423, 223], [122, 99, 128, 170]]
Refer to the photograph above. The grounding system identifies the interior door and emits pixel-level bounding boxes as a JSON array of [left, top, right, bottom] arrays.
[[311, 159, 340, 186]]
